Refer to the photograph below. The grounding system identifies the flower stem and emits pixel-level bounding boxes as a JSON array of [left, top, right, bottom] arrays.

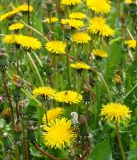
[[21, 20, 49, 41], [115, 121, 126, 160], [31, 142, 58, 160], [27, 52, 44, 86], [90, 68, 112, 102], [2, 71, 15, 131], [122, 83, 137, 102], [21, 120, 29, 160]]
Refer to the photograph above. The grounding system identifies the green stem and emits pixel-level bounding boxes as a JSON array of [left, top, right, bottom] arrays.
[[122, 83, 137, 102], [52, 55, 57, 88], [115, 121, 126, 160], [97, 72, 112, 102], [21, 88, 42, 107], [27, 52, 44, 86], [21, 20, 49, 41], [37, 105, 44, 142], [66, 51, 71, 89], [25, 54, 34, 85], [2, 71, 15, 132], [21, 120, 29, 160]]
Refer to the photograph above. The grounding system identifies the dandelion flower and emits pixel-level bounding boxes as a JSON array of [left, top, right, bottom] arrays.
[[32, 86, 56, 99], [61, 19, 84, 29], [69, 12, 86, 19], [43, 17, 58, 23], [16, 35, 41, 50], [3, 34, 41, 50], [45, 41, 66, 54], [55, 91, 82, 104], [43, 118, 77, 148], [17, 4, 33, 12], [87, 0, 111, 14], [125, 40, 136, 49], [72, 32, 91, 43], [92, 49, 108, 58], [89, 17, 114, 37], [0, 5, 33, 22], [100, 103, 132, 123], [0, 10, 18, 21], [8, 23, 24, 30], [70, 62, 90, 70], [125, 0, 137, 4], [61, 0, 81, 6], [3, 34, 17, 44], [42, 108, 64, 123]]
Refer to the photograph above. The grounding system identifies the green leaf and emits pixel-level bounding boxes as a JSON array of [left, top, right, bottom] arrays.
[[109, 37, 123, 45], [90, 137, 112, 160], [105, 42, 124, 84]]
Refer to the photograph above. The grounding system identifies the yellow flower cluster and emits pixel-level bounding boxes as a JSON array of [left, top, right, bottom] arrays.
[[55, 91, 82, 104], [61, 0, 81, 6], [8, 22, 24, 30], [87, 0, 111, 14], [3, 34, 41, 50], [45, 41, 66, 54], [125, 40, 136, 49], [89, 17, 114, 37], [0, 4, 33, 21], [72, 32, 91, 43], [32, 86, 56, 98], [92, 49, 108, 58], [61, 19, 84, 29], [43, 118, 77, 149], [43, 17, 58, 23], [70, 62, 91, 70], [100, 103, 132, 123], [69, 12, 86, 19], [42, 108, 64, 124]]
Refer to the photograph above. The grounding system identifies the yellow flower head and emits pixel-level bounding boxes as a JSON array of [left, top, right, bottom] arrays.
[[100, 103, 132, 123], [17, 4, 33, 12], [3, 34, 41, 50], [69, 12, 86, 19], [43, 17, 58, 23], [125, 40, 136, 49], [32, 86, 56, 99], [0, 5, 33, 22], [61, 0, 81, 6], [72, 32, 91, 43], [125, 0, 137, 4], [70, 62, 90, 70], [43, 118, 77, 149], [87, 0, 111, 14], [0, 10, 18, 21], [45, 41, 66, 54], [55, 91, 82, 104], [3, 34, 17, 44], [89, 17, 114, 37], [42, 108, 64, 124], [61, 19, 84, 29], [15, 35, 41, 50], [8, 23, 24, 30], [92, 49, 108, 58]]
